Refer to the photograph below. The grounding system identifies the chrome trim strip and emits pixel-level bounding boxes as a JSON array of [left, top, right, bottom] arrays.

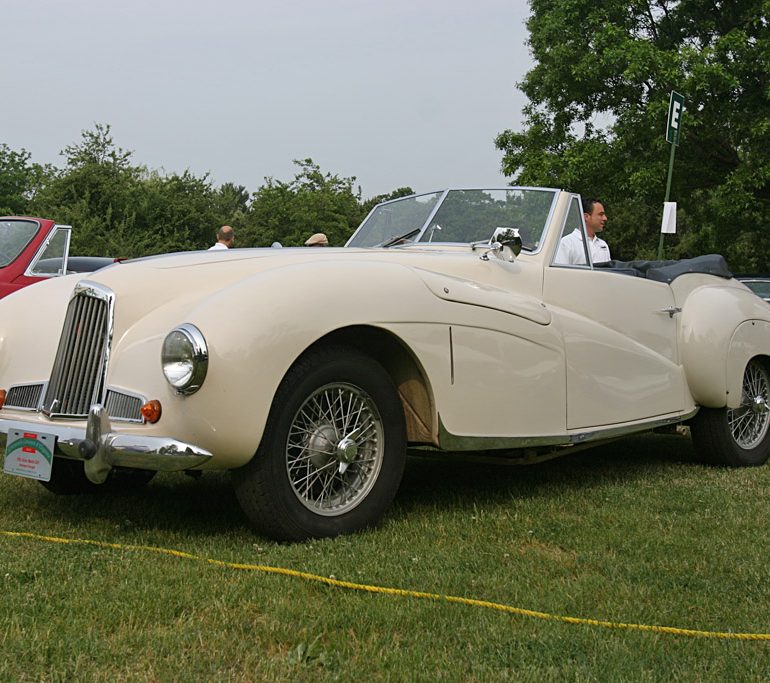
[[104, 387, 146, 423], [566, 409, 699, 443], [437, 409, 699, 452], [6, 382, 47, 411], [43, 281, 115, 417], [163, 323, 208, 395], [0, 406, 211, 481]]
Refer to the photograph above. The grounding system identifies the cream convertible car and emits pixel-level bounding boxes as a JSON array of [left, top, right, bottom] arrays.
[[1, 188, 769, 540]]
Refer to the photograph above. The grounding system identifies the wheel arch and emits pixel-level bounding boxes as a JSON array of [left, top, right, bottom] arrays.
[[286, 325, 437, 445], [725, 321, 770, 409]]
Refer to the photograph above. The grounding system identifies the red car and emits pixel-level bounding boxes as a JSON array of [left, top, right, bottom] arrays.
[[0, 217, 115, 299]]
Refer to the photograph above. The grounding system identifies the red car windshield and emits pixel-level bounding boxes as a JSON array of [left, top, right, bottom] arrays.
[[0, 219, 39, 267]]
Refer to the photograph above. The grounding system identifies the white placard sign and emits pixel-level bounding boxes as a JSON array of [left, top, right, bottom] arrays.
[[3, 429, 54, 481], [661, 202, 677, 234]]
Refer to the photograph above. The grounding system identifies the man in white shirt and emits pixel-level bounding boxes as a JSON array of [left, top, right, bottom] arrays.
[[555, 198, 611, 265], [208, 225, 234, 250]]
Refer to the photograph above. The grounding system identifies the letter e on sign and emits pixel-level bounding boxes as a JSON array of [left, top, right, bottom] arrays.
[[666, 91, 685, 145]]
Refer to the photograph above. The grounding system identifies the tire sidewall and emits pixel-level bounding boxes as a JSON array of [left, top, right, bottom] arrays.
[[244, 349, 406, 539], [691, 359, 770, 467]]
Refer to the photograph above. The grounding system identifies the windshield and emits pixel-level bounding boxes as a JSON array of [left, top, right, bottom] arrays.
[[417, 189, 556, 249], [0, 219, 39, 267], [347, 191, 443, 247], [346, 188, 558, 250]]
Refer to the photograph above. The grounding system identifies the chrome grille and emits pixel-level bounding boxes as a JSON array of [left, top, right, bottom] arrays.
[[42, 283, 114, 418], [6, 383, 45, 410], [105, 389, 144, 422]]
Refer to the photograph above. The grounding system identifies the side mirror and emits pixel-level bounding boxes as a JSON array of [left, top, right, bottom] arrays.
[[480, 227, 522, 262]]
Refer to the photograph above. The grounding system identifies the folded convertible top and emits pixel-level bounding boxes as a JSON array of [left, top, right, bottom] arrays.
[[593, 254, 732, 283]]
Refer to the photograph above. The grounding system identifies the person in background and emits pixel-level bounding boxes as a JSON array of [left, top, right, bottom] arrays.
[[554, 198, 610, 265], [305, 233, 329, 247], [209, 225, 235, 250]]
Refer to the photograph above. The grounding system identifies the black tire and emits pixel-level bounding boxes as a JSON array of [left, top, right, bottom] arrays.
[[690, 358, 770, 466], [39, 458, 156, 495], [233, 345, 407, 541]]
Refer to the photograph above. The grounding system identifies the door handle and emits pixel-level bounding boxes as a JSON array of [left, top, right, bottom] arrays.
[[658, 306, 682, 318]]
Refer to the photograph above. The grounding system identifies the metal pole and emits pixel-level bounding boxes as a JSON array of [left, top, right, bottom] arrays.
[[657, 141, 677, 260]]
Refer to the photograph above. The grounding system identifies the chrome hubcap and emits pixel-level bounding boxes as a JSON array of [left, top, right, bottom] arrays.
[[728, 361, 770, 449], [286, 382, 384, 515]]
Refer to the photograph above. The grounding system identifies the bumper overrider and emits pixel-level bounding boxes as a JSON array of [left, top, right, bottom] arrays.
[[0, 404, 212, 484]]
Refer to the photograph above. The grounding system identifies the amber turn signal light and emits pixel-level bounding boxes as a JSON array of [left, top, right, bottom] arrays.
[[0, 389, 6, 410], [140, 400, 162, 424]]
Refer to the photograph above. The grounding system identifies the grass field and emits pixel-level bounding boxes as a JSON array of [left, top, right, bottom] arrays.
[[1, 432, 770, 681]]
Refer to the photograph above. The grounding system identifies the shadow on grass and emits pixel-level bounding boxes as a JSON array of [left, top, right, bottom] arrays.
[[396, 432, 700, 513], [29, 470, 248, 537], [24, 432, 699, 538]]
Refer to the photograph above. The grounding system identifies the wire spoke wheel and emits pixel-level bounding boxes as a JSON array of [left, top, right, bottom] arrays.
[[233, 345, 406, 541], [286, 382, 384, 515], [691, 357, 770, 467], [728, 360, 770, 449]]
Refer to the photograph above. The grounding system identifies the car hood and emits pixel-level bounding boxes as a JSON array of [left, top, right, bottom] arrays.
[[79, 245, 536, 304]]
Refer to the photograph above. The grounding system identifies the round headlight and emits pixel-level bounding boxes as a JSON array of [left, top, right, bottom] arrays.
[[161, 324, 208, 395]]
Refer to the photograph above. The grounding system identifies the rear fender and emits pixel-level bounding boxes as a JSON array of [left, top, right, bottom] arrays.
[[680, 285, 770, 408]]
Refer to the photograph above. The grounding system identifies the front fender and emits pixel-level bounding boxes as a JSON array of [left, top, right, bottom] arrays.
[[108, 260, 442, 467], [680, 284, 770, 408]]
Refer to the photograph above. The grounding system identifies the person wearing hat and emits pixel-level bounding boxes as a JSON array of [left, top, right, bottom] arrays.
[[305, 233, 329, 247]]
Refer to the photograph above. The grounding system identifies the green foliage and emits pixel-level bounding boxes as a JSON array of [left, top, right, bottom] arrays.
[[245, 159, 364, 247], [496, 0, 770, 270], [0, 144, 55, 216], [2, 126, 405, 255], [30, 124, 149, 256], [359, 186, 415, 217]]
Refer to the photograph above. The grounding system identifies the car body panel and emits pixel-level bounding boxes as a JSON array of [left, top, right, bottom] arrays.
[[2, 188, 770, 490], [677, 280, 770, 409], [736, 276, 770, 303]]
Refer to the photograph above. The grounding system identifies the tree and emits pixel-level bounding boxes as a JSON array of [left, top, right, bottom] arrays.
[[11, 125, 414, 257], [0, 144, 55, 215], [140, 170, 227, 253], [246, 159, 363, 247], [29, 124, 238, 256], [30, 124, 147, 255], [359, 187, 415, 218], [496, 0, 770, 270]]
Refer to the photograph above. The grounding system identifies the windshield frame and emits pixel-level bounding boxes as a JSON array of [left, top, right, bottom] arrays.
[[25, 224, 72, 278], [345, 187, 561, 253]]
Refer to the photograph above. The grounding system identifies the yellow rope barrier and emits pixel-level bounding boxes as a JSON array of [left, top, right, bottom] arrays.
[[3, 529, 769, 641]]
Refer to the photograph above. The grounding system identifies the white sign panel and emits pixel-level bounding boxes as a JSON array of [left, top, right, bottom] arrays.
[[3, 429, 55, 481], [661, 202, 677, 234]]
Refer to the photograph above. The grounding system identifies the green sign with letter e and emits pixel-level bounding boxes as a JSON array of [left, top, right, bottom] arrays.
[[666, 91, 685, 145]]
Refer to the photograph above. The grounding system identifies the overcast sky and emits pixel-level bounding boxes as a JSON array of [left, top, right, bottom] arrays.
[[3, 1, 533, 199]]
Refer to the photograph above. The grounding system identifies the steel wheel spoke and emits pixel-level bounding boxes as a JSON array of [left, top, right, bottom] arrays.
[[729, 361, 770, 449], [286, 381, 384, 516]]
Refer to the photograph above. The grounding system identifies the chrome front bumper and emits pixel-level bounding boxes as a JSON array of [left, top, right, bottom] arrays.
[[0, 404, 212, 484]]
